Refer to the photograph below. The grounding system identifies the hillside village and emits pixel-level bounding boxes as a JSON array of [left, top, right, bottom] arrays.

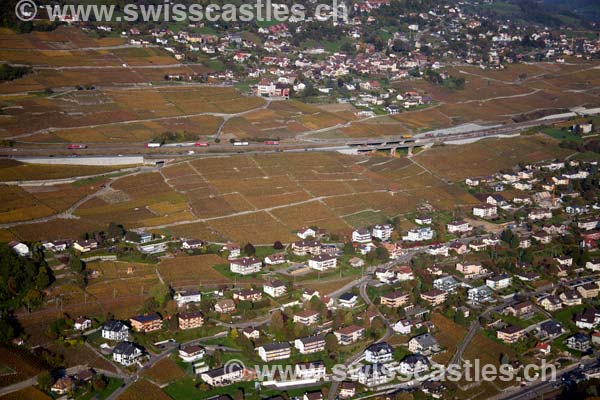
[[5, 151, 600, 399]]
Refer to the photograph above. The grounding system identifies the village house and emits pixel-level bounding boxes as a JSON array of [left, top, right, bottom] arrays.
[[263, 280, 287, 297], [532, 231, 553, 244], [352, 228, 372, 243], [294, 335, 326, 354], [408, 333, 441, 354], [242, 327, 260, 340], [497, 326, 526, 344], [214, 299, 236, 313], [380, 291, 409, 308], [308, 254, 338, 271], [446, 220, 472, 234], [392, 319, 413, 335], [294, 309, 320, 326], [179, 345, 205, 362], [433, 276, 459, 293], [486, 274, 512, 290], [200, 365, 244, 386], [403, 227, 434, 242], [420, 289, 448, 306], [257, 342, 291, 362], [51, 377, 74, 395], [504, 301, 534, 318], [112, 341, 143, 366], [72, 240, 98, 253], [222, 242, 241, 259], [381, 242, 404, 259], [456, 262, 486, 279], [264, 253, 287, 265], [415, 215, 432, 225], [566, 333, 591, 352], [174, 289, 201, 307], [174, 307, 204, 329], [560, 290, 583, 307], [338, 292, 359, 308], [295, 361, 326, 380], [365, 342, 394, 363], [372, 224, 394, 241], [468, 285, 494, 304], [339, 382, 357, 399], [357, 363, 394, 387], [233, 289, 262, 302], [101, 320, 129, 341], [395, 265, 414, 281], [74, 316, 92, 331], [292, 240, 322, 256], [302, 288, 320, 301], [539, 295, 563, 312], [399, 354, 430, 376], [334, 325, 365, 345], [129, 313, 162, 333], [230, 257, 262, 275], [473, 204, 498, 218], [181, 239, 204, 250], [578, 283, 600, 299], [297, 227, 316, 239]]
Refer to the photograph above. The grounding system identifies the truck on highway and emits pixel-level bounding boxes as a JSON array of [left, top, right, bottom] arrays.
[[67, 144, 87, 149], [264, 140, 280, 145], [232, 141, 249, 146], [145, 143, 161, 148], [194, 142, 210, 147]]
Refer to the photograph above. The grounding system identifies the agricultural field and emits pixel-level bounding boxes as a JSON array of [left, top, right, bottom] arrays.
[[430, 313, 467, 365], [0, 159, 129, 182], [157, 254, 235, 287], [0, 346, 47, 388], [142, 358, 186, 385], [0, 387, 51, 400], [119, 379, 172, 400]]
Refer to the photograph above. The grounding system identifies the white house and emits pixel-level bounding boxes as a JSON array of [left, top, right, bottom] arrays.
[[473, 204, 497, 218], [486, 274, 512, 290], [338, 292, 358, 308], [230, 257, 262, 275], [297, 227, 316, 239], [9, 241, 30, 257], [101, 320, 129, 341], [446, 221, 472, 234], [263, 280, 287, 298], [372, 224, 393, 241], [308, 254, 337, 271], [352, 228, 372, 243], [112, 341, 143, 366], [174, 290, 201, 307], [402, 227, 434, 242], [364, 342, 394, 363]]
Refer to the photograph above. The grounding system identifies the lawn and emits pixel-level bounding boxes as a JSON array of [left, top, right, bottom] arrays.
[[541, 127, 583, 142]]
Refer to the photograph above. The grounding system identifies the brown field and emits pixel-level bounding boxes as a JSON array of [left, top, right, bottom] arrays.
[[0, 346, 47, 388], [118, 379, 172, 400], [414, 134, 573, 181], [0, 160, 128, 182], [142, 358, 185, 385], [0, 387, 51, 400], [157, 254, 231, 287], [430, 313, 467, 365]]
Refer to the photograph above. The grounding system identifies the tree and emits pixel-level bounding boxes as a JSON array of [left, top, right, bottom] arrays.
[[273, 241, 284, 250], [271, 310, 285, 334], [37, 371, 53, 392], [244, 243, 256, 256], [106, 222, 125, 240], [324, 333, 338, 355], [149, 283, 170, 308], [343, 242, 355, 255]]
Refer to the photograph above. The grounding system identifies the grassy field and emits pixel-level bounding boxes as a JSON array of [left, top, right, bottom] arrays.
[[142, 358, 186, 385]]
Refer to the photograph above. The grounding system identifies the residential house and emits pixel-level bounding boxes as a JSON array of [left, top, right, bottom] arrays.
[[257, 342, 291, 362], [297, 227, 317, 239], [294, 335, 326, 354], [395, 265, 414, 281], [338, 292, 359, 308], [532, 231, 552, 244], [222, 242, 241, 259], [174, 290, 201, 307], [392, 319, 413, 335], [578, 283, 599, 299], [357, 363, 393, 387], [294, 309, 320, 326], [566, 333, 591, 352], [181, 239, 204, 250], [178, 311, 204, 330], [505, 301, 534, 317], [74, 316, 91, 331], [308, 254, 337, 271], [233, 289, 262, 302], [334, 325, 365, 345], [51, 377, 74, 395], [101, 320, 129, 341], [539, 295, 563, 312], [230, 257, 262, 275], [415, 215, 432, 225], [539, 320, 563, 338], [339, 382, 356, 399], [129, 313, 162, 333], [365, 342, 394, 363], [446, 221, 472, 234], [420, 289, 448, 306], [575, 308, 600, 329], [179, 345, 205, 362], [456, 262, 486, 279], [352, 228, 372, 243], [200, 365, 244, 386], [408, 333, 440, 354], [398, 354, 430, 375], [497, 326, 526, 344], [372, 224, 393, 241], [486, 274, 512, 290], [242, 327, 260, 340], [586, 259, 600, 272], [295, 361, 326, 380], [403, 227, 434, 242], [72, 240, 98, 253], [433, 276, 459, 293], [264, 253, 287, 265], [560, 290, 583, 307], [214, 299, 236, 313], [380, 291, 409, 308], [292, 240, 322, 256], [302, 288, 320, 302], [263, 280, 287, 298], [473, 204, 498, 218], [468, 285, 494, 304], [112, 341, 143, 366]]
